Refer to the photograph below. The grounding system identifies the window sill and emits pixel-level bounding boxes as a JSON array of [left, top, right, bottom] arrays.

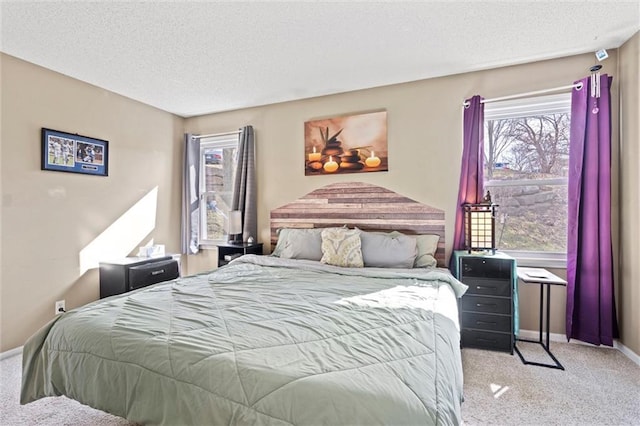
[[500, 250, 567, 269], [198, 241, 227, 250]]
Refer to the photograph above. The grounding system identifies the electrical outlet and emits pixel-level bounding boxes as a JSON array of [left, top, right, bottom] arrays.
[[55, 300, 65, 315]]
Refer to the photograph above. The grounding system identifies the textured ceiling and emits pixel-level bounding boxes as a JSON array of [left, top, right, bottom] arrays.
[[1, 1, 638, 117]]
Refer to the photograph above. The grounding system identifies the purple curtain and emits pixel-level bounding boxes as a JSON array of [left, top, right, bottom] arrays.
[[566, 74, 618, 346], [452, 95, 485, 252]]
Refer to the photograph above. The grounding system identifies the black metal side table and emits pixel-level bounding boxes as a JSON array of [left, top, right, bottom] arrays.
[[514, 267, 567, 370]]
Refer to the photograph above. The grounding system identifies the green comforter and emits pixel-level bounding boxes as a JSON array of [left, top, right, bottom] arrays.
[[21, 255, 468, 425]]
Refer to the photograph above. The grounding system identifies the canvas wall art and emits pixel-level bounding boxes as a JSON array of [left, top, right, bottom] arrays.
[[304, 111, 388, 176]]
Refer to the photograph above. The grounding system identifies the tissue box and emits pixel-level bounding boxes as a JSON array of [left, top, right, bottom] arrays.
[[137, 244, 165, 258]]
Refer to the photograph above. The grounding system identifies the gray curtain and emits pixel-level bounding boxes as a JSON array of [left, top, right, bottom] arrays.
[[181, 133, 201, 254], [231, 126, 257, 242]]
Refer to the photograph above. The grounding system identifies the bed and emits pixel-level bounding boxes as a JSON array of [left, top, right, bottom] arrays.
[[21, 182, 468, 425]]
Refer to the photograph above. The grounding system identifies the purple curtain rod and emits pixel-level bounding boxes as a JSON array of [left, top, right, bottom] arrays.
[[463, 82, 583, 107]]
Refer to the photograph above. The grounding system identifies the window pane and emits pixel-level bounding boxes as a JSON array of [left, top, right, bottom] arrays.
[[203, 193, 228, 241], [484, 114, 570, 181], [202, 146, 237, 241], [484, 110, 570, 254], [488, 183, 567, 252]]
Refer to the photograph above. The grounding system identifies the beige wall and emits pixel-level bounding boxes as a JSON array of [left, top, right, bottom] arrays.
[[618, 31, 640, 355], [186, 52, 620, 338], [0, 54, 184, 352], [1, 42, 636, 354]]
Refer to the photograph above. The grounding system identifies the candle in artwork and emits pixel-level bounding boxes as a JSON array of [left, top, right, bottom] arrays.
[[323, 156, 339, 173], [365, 151, 381, 167], [308, 146, 321, 162]]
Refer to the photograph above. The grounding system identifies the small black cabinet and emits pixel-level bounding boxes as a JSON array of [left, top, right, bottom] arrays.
[[99, 256, 180, 298], [453, 251, 516, 353], [217, 243, 263, 267]]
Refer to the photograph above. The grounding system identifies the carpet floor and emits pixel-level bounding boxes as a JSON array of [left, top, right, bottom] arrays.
[[1, 341, 638, 425], [461, 341, 640, 425]]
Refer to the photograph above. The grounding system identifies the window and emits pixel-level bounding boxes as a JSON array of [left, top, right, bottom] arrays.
[[199, 133, 239, 246], [483, 93, 570, 266]]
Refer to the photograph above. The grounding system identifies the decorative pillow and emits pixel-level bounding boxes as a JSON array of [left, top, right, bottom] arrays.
[[320, 228, 364, 268], [271, 228, 323, 261], [410, 234, 440, 268], [359, 230, 417, 268]]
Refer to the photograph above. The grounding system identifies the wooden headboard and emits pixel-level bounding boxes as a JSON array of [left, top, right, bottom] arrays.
[[270, 182, 446, 266]]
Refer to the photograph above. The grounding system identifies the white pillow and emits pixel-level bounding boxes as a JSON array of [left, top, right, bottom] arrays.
[[410, 234, 440, 268]]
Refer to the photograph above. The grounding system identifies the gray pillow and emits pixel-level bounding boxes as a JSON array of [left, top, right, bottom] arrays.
[[271, 228, 323, 261], [359, 230, 417, 268]]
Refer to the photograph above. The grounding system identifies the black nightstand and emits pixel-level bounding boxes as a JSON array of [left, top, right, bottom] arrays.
[[217, 242, 263, 267], [453, 250, 517, 354], [99, 255, 181, 299]]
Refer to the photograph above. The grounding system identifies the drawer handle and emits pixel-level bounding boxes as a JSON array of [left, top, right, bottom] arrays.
[[150, 269, 165, 276], [476, 320, 496, 325], [476, 285, 496, 290], [477, 338, 497, 343], [476, 303, 496, 307]]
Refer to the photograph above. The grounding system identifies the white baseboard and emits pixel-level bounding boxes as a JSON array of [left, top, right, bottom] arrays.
[[614, 341, 640, 367], [0, 346, 23, 360], [518, 329, 640, 367]]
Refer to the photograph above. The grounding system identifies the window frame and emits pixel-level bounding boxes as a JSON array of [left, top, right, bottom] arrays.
[[483, 93, 571, 268], [198, 134, 240, 248]]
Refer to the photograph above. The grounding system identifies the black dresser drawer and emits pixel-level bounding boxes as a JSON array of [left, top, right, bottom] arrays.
[[128, 259, 179, 291], [462, 311, 512, 333], [461, 257, 511, 280], [462, 295, 511, 315], [462, 329, 513, 352], [464, 278, 511, 297]]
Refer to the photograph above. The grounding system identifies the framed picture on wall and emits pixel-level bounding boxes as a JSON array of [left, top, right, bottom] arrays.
[[304, 110, 388, 176], [41, 128, 109, 176]]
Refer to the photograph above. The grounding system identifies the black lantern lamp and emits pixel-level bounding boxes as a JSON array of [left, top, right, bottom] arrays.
[[463, 191, 498, 254]]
